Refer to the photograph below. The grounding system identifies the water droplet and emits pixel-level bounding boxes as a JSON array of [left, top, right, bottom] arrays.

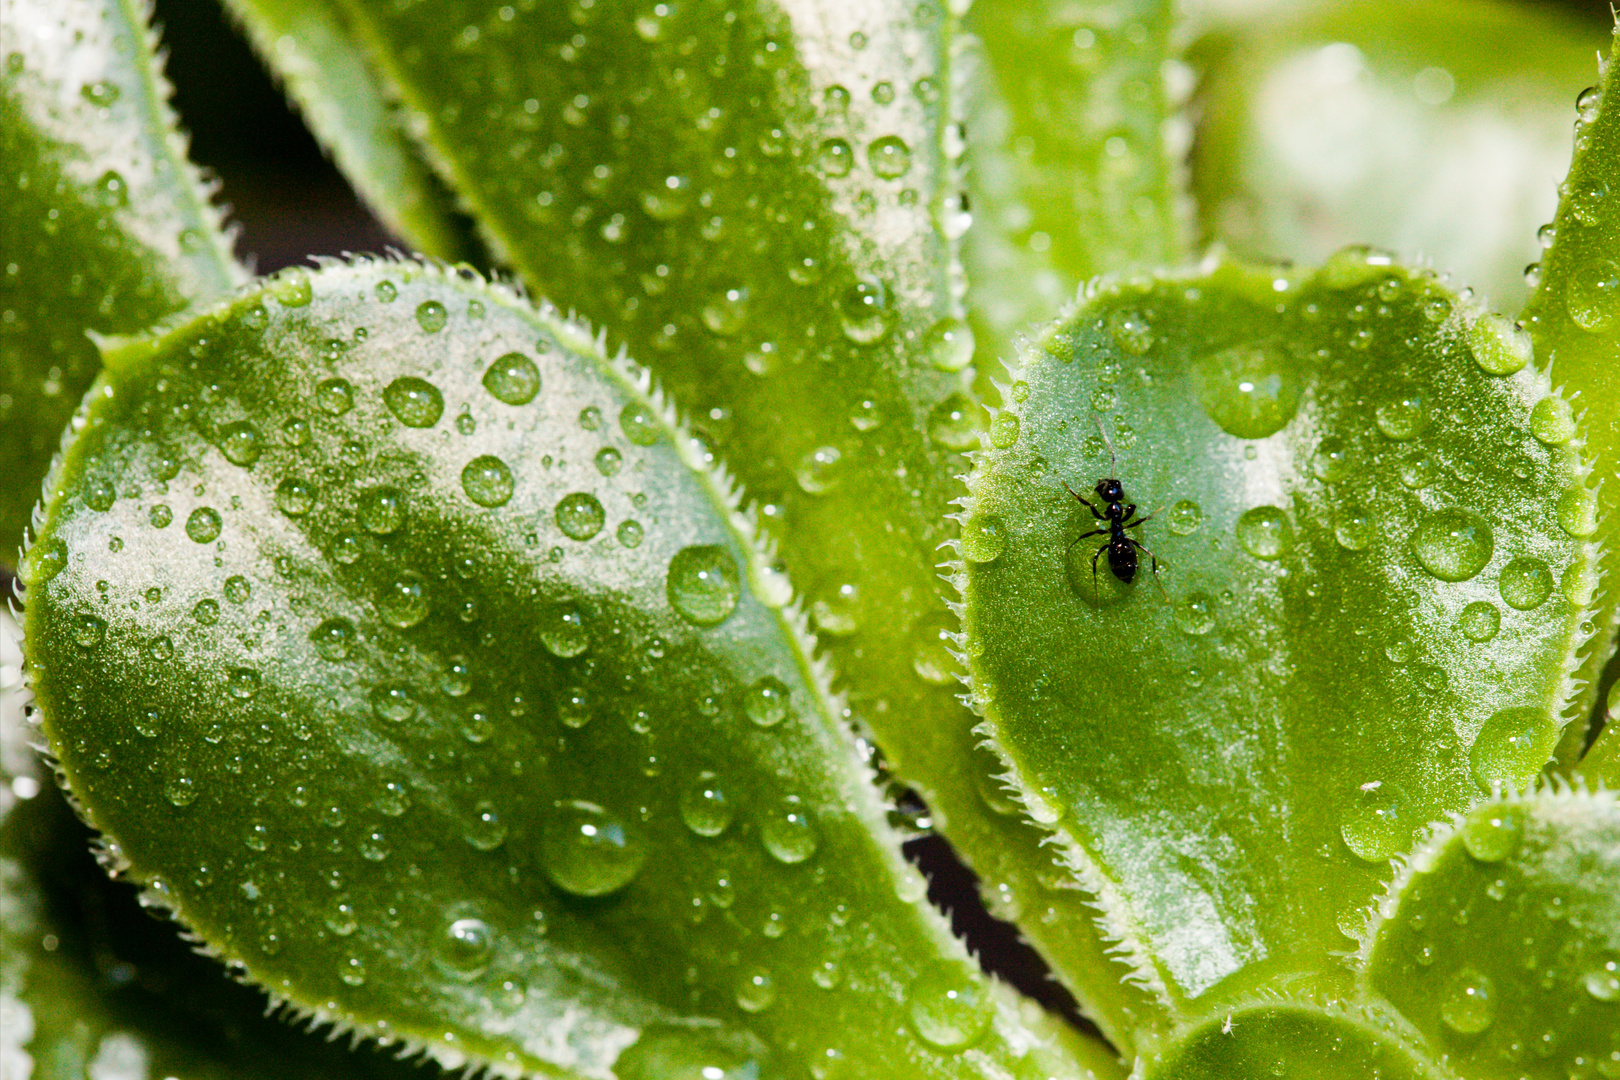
[[615, 1029, 767, 1080], [621, 403, 661, 445], [80, 80, 121, 106], [1410, 508, 1493, 581], [1498, 557, 1553, 610], [908, 963, 992, 1051], [1572, 179, 1610, 225], [1440, 967, 1495, 1034], [340, 956, 367, 986], [1558, 486, 1598, 538], [795, 445, 846, 495], [595, 447, 623, 475], [185, 507, 222, 544], [275, 477, 315, 516], [165, 775, 198, 807], [227, 576, 253, 604], [961, 513, 1006, 563], [737, 676, 789, 729], [273, 270, 313, 307], [358, 486, 406, 534], [1529, 396, 1577, 445], [1236, 506, 1292, 560], [1470, 707, 1556, 792], [815, 137, 855, 177], [667, 545, 740, 626], [462, 455, 515, 507], [1167, 500, 1202, 536], [1196, 342, 1302, 439], [23, 538, 68, 585], [218, 422, 262, 466], [315, 377, 354, 416], [377, 571, 429, 628], [927, 393, 982, 450], [193, 599, 219, 624], [735, 967, 775, 1013], [1460, 803, 1524, 863], [701, 286, 750, 336], [227, 667, 260, 699], [1174, 592, 1216, 635], [1312, 437, 1350, 482], [482, 352, 541, 405], [925, 317, 974, 372], [1375, 392, 1431, 440], [1569, 260, 1620, 332], [149, 504, 173, 528], [1468, 313, 1531, 376], [680, 773, 734, 837], [543, 801, 646, 895], [839, 278, 892, 345], [640, 174, 692, 220], [311, 618, 355, 661], [370, 683, 415, 723], [377, 781, 411, 816], [384, 377, 445, 428], [460, 703, 493, 743], [868, 135, 912, 178], [415, 300, 448, 333], [539, 602, 589, 657], [439, 916, 493, 979], [555, 492, 605, 540], [1335, 506, 1376, 551], [1340, 784, 1407, 862], [327, 899, 357, 936], [1585, 960, 1620, 1002], [466, 800, 508, 850], [617, 520, 644, 548], [910, 613, 956, 685], [989, 412, 1020, 448], [761, 795, 818, 864], [1458, 601, 1501, 642]]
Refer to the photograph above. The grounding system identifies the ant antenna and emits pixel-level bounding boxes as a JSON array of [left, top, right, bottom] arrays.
[[1095, 418, 1118, 474]]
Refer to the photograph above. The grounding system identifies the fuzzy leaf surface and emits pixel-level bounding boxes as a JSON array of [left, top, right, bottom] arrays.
[[1364, 791, 1620, 1079], [0, 0, 243, 563], [314, 0, 1139, 1047], [23, 261, 1094, 1080], [957, 256, 1598, 1019]]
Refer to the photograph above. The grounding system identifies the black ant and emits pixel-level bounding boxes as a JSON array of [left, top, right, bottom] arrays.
[[1062, 422, 1165, 595]]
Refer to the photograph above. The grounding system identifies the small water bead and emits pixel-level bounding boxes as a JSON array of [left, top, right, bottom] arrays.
[[371, 683, 415, 722], [1236, 506, 1292, 560], [359, 486, 406, 534], [1166, 500, 1202, 536], [795, 445, 845, 495], [868, 135, 912, 179], [1460, 803, 1524, 863], [680, 773, 734, 837], [83, 476, 117, 512], [439, 916, 494, 979], [193, 599, 220, 624], [542, 801, 647, 896], [617, 520, 644, 548], [1174, 592, 1216, 636], [275, 477, 315, 517], [340, 956, 367, 987], [461, 704, 494, 744], [1468, 313, 1532, 376], [184, 507, 222, 543], [315, 377, 354, 415], [1529, 395, 1577, 445], [1586, 960, 1620, 1002], [989, 412, 1020, 449], [1335, 506, 1376, 551], [1458, 601, 1501, 642], [1559, 486, 1599, 538], [441, 656, 472, 698], [327, 900, 357, 936], [478, 351, 541, 405], [539, 601, 589, 657], [744, 676, 790, 728], [702, 286, 750, 337], [1340, 784, 1407, 862], [377, 781, 411, 816], [374, 279, 397, 302], [1470, 707, 1557, 792], [149, 504, 173, 528], [556, 492, 606, 540], [273, 270, 313, 307], [595, 447, 622, 475], [165, 775, 199, 807], [1196, 341, 1302, 439], [377, 571, 429, 628], [621, 403, 661, 445], [960, 513, 1006, 564], [761, 796, 818, 864], [667, 545, 740, 626], [461, 456, 515, 507], [383, 377, 445, 428], [310, 618, 356, 661], [928, 393, 982, 450], [1310, 437, 1349, 482], [1569, 260, 1620, 332], [734, 967, 776, 1013], [1498, 557, 1553, 610], [227, 667, 260, 699], [1440, 968, 1496, 1034], [924, 317, 974, 372], [1410, 509, 1493, 582], [466, 800, 508, 851], [578, 406, 603, 431], [415, 300, 448, 333], [332, 533, 362, 565], [839, 278, 892, 345], [908, 963, 993, 1051], [218, 421, 263, 466]]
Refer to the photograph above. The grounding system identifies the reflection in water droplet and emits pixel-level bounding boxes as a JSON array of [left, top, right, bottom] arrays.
[[461, 456, 515, 507], [227, 667, 260, 699], [701, 287, 750, 336], [1236, 506, 1292, 560], [1166, 500, 1202, 536], [1410, 509, 1493, 582], [908, 963, 992, 1051], [667, 545, 740, 626], [542, 801, 646, 896], [482, 352, 541, 404], [1559, 486, 1599, 538], [1498, 557, 1553, 610], [276, 478, 315, 516], [466, 800, 508, 850], [868, 135, 912, 178], [555, 492, 606, 540], [1440, 967, 1495, 1034], [595, 447, 623, 475], [315, 378, 354, 416], [539, 602, 589, 658], [621, 403, 661, 445], [761, 796, 818, 864], [186, 507, 222, 544], [617, 520, 644, 548], [218, 421, 263, 466], [165, 775, 198, 807], [359, 486, 407, 535], [383, 376, 445, 428], [438, 916, 494, 979], [377, 571, 429, 628], [1585, 960, 1620, 1002], [1469, 707, 1556, 792], [415, 300, 448, 333], [1458, 601, 1501, 642], [744, 676, 790, 728], [1335, 506, 1376, 551], [1460, 804, 1523, 863], [839, 278, 891, 345], [1528, 396, 1577, 446], [927, 393, 982, 450], [795, 445, 845, 495], [961, 514, 1006, 563], [1569, 260, 1620, 333], [1468, 313, 1531, 376], [680, 773, 734, 837], [1197, 341, 1302, 439], [1340, 784, 1407, 862], [311, 618, 355, 661], [1375, 392, 1431, 441], [1312, 437, 1349, 482]]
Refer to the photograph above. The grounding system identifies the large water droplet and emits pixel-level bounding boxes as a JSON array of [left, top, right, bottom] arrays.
[[415, 300, 448, 333], [614, 1028, 769, 1080], [186, 507, 222, 544], [218, 421, 263, 466], [311, 618, 356, 661], [1498, 557, 1553, 610], [1335, 506, 1376, 551], [371, 683, 415, 722], [227, 667, 260, 699], [868, 135, 912, 178], [908, 963, 992, 1051], [924, 317, 974, 372], [358, 486, 406, 535], [1236, 506, 1292, 560], [701, 287, 749, 336], [1167, 500, 1202, 536], [679, 773, 734, 837], [1410, 509, 1493, 581], [1196, 341, 1301, 439], [1470, 707, 1556, 792], [462, 455, 515, 507], [377, 571, 429, 628], [275, 477, 314, 516], [1460, 803, 1523, 863], [1440, 968, 1495, 1034], [927, 393, 982, 450], [555, 492, 605, 540], [1468, 313, 1531, 376], [542, 801, 647, 896], [1340, 783, 1407, 862], [1529, 395, 1577, 445], [1558, 486, 1599, 538], [315, 377, 354, 416], [1585, 960, 1620, 1002], [539, 602, 589, 658], [744, 676, 790, 728], [23, 538, 68, 585], [384, 376, 445, 428], [961, 513, 1006, 563], [667, 545, 740, 626], [760, 795, 818, 864], [1569, 260, 1620, 332], [165, 775, 198, 807], [482, 352, 541, 405], [273, 270, 313, 307], [438, 915, 494, 979], [621, 403, 661, 446]]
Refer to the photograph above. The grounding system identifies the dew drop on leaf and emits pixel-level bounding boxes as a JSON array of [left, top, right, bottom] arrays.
[[927, 393, 981, 450], [1498, 557, 1553, 610], [1528, 395, 1577, 445], [743, 676, 789, 728], [383, 376, 445, 428], [1339, 783, 1407, 862], [1440, 967, 1495, 1034], [734, 967, 775, 1013], [465, 800, 508, 851], [555, 492, 605, 540], [760, 795, 818, 864], [868, 135, 912, 178], [1410, 509, 1493, 581], [415, 300, 448, 333], [907, 962, 992, 1051], [667, 545, 740, 626], [482, 352, 541, 405], [1469, 707, 1556, 792], [376, 571, 429, 628], [1196, 341, 1301, 439], [438, 916, 494, 979], [960, 513, 1006, 564], [461, 455, 515, 507], [1460, 803, 1524, 863], [1458, 601, 1501, 642], [542, 801, 646, 895], [185, 507, 222, 543], [218, 421, 262, 466], [275, 477, 315, 516], [679, 772, 734, 837], [1236, 506, 1292, 560], [539, 602, 589, 658], [924, 317, 974, 373], [315, 378, 354, 416], [620, 403, 661, 445], [310, 618, 355, 661], [795, 445, 844, 495], [358, 486, 407, 535]]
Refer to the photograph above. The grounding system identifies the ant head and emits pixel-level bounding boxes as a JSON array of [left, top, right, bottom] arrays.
[[1095, 478, 1124, 503]]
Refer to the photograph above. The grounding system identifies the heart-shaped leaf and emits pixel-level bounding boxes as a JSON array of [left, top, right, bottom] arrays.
[[956, 254, 1598, 1023], [23, 260, 1094, 1080]]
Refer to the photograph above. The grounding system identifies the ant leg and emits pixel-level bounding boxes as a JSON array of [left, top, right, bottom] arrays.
[[1061, 481, 1105, 521], [1127, 538, 1170, 601], [1123, 505, 1163, 529], [1065, 528, 1107, 560], [1091, 546, 1103, 593]]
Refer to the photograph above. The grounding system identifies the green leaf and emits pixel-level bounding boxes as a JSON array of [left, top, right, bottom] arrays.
[[961, 0, 1186, 374], [23, 261, 1095, 1080], [0, 0, 243, 564], [1362, 789, 1620, 1079], [314, 0, 1135, 1050], [216, 0, 483, 263], [956, 254, 1598, 1027]]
